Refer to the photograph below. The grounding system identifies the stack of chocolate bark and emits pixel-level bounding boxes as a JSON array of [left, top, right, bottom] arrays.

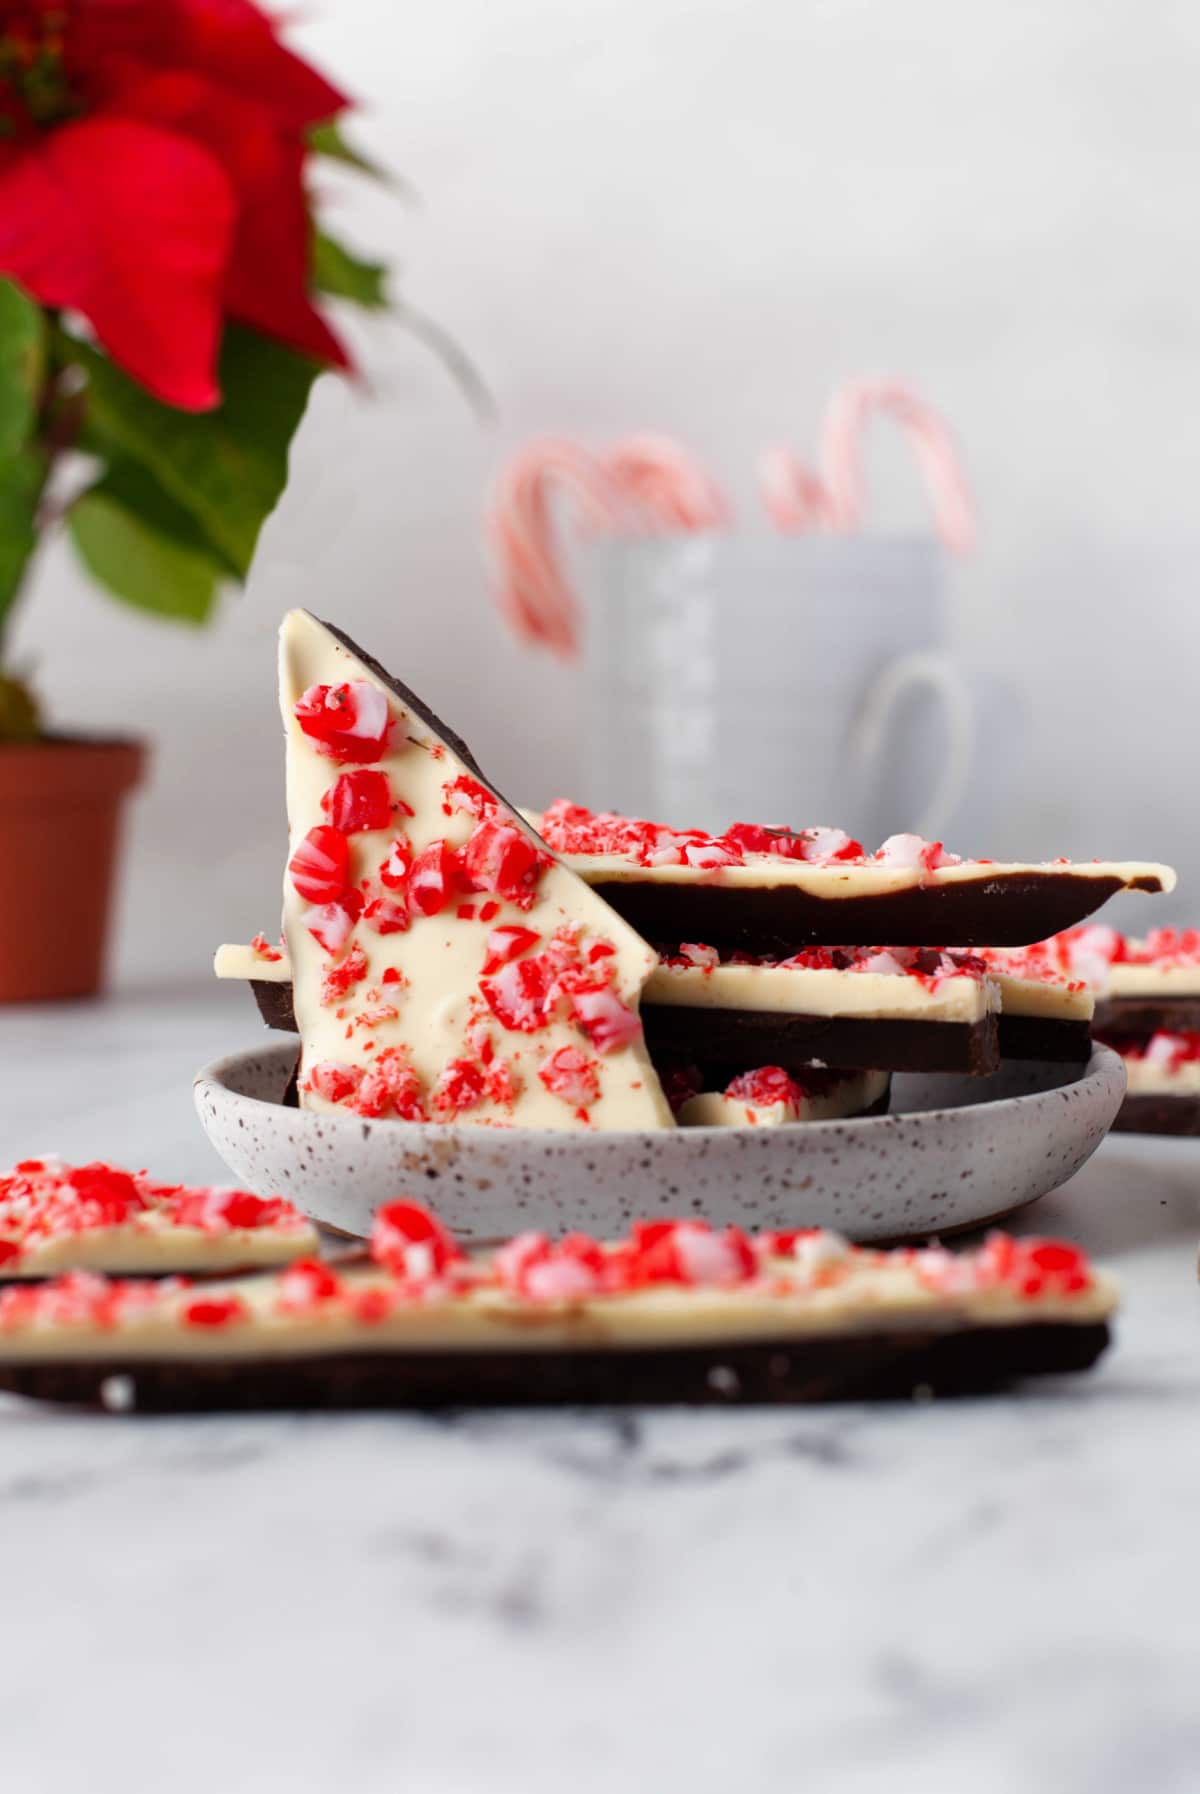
[[216, 613, 1174, 1132], [986, 927, 1200, 1136]]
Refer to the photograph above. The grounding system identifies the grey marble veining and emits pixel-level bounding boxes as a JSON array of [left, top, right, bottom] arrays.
[[1, 989, 1199, 1794]]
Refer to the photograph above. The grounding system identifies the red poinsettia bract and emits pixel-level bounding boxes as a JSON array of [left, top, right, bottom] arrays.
[[0, 0, 352, 410]]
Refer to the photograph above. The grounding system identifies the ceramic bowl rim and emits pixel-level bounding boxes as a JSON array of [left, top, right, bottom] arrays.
[[194, 1040, 1126, 1145]]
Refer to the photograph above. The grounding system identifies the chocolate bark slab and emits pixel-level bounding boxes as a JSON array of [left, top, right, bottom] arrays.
[[1093, 997, 1200, 1037], [0, 1321, 1112, 1411], [1111, 1094, 1200, 1137], [644, 1005, 1000, 1076], [587, 869, 1167, 955]]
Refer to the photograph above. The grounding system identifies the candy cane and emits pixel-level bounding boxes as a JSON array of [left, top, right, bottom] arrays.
[[603, 433, 731, 531], [758, 444, 839, 533], [485, 439, 624, 659], [820, 379, 976, 552]]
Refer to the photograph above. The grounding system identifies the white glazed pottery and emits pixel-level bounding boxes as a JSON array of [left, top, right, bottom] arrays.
[[193, 1043, 1125, 1245]]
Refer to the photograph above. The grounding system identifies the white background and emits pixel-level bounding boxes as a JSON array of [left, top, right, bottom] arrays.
[[12, 0, 1200, 982]]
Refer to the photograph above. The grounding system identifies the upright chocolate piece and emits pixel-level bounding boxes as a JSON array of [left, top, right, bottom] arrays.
[[276, 611, 674, 1131]]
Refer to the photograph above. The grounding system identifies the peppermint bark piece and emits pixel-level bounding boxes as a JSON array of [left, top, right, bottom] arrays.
[[533, 804, 1175, 952], [0, 1205, 1115, 1410], [0, 1159, 316, 1278], [279, 612, 672, 1130]]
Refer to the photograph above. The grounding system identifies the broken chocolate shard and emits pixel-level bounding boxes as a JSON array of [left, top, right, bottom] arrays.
[[588, 869, 1166, 954]]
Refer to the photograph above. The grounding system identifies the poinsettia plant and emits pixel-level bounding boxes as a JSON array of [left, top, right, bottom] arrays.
[[0, 0, 400, 740]]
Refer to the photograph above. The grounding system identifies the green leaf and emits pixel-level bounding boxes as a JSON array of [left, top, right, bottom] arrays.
[[0, 279, 46, 460], [313, 231, 390, 311], [0, 445, 46, 633], [68, 460, 229, 625], [66, 325, 324, 578], [309, 119, 393, 185]]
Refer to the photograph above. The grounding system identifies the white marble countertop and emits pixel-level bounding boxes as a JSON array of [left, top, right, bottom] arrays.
[[1, 986, 1198, 1794]]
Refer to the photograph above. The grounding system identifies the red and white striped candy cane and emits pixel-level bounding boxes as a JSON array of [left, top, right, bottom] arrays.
[[758, 444, 839, 533], [603, 433, 731, 532], [820, 379, 976, 552], [485, 439, 624, 660]]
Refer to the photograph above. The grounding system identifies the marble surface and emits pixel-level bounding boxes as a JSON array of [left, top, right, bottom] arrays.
[[1, 986, 1198, 1794]]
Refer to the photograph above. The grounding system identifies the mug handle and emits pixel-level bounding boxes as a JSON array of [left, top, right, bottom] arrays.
[[848, 650, 975, 841]]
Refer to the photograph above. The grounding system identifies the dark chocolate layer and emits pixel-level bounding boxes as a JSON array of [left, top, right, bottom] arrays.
[[997, 1014, 1093, 1064], [591, 871, 1156, 954], [1112, 1094, 1200, 1137], [0, 1321, 1111, 1411], [1094, 997, 1200, 1037], [251, 979, 298, 1033], [643, 1005, 1000, 1075]]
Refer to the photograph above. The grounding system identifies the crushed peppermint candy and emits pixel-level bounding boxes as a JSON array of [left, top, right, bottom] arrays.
[[0, 1202, 1103, 1340], [536, 801, 970, 871]]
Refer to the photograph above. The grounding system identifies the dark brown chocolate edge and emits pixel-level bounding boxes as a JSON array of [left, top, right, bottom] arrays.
[[0, 1319, 1111, 1411], [997, 1014, 1093, 1064], [315, 615, 551, 857], [1111, 1094, 1200, 1137], [592, 872, 1147, 952], [643, 1006, 1000, 1075], [1094, 997, 1200, 1037], [251, 979, 298, 1033]]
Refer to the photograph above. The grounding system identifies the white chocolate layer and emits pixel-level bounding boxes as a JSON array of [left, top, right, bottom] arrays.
[[647, 963, 995, 1023], [1, 1225, 315, 1280], [1122, 1058, 1200, 1096], [214, 943, 291, 984]]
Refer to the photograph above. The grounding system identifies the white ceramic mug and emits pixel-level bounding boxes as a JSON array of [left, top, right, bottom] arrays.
[[578, 534, 974, 844]]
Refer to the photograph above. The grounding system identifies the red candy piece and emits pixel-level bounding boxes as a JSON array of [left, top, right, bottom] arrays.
[[371, 1200, 462, 1281], [460, 819, 543, 909], [352, 1049, 426, 1121], [493, 1230, 608, 1301], [289, 825, 350, 905], [432, 1060, 486, 1117], [65, 1163, 147, 1225], [173, 1189, 291, 1232], [183, 1296, 247, 1329], [724, 1066, 803, 1109], [482, 925, 540, 974], [302, 900, 357, 955], [278, 1258, 342, 1311], [362, 896, 410, 936], [442, 774, 496, 820], [294, 682, 390, 763], [409, 841, 460, 917], [480, 955, 558, 1033], [567, 984, 643, 1054], [321, 944, 369, 1006], [322, 769, 394, 834], [622, 1219, 757, 1288], [538, 1045, 601, 1108], [379, 837, 413, 890], [306, 1061, 363, 1104]]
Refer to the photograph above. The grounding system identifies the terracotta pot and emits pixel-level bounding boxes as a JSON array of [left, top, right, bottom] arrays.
[[0, 737, 145, 1003]]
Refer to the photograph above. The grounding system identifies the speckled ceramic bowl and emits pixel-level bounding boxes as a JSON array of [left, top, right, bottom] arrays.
[[193, 1042, 1125, 1245]]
